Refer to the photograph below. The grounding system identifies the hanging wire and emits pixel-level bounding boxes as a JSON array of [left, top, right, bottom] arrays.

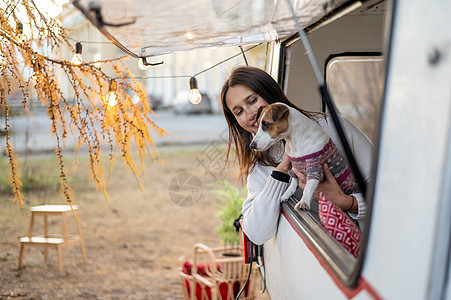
[[285, 0, 367, 196], [235, 261, 253, 300], [192, 44, 259, 77], [67, 36, 113, 45], [112, 44, 261, 81], [114, 75, 191, 80], [239, 46, 249, 66], [5, 0, 21, 19]]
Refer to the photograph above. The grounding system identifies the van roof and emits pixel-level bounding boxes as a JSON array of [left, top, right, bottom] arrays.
[[72, 0, 353, 57]]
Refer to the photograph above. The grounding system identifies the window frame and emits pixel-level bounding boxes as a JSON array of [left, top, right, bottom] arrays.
[[321, 51, 384, 112], [324, 53, 383, 143], [279, 51, 385, 288]]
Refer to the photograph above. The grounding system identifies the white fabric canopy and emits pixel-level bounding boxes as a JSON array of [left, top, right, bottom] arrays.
[[72, 0, 350, 57]]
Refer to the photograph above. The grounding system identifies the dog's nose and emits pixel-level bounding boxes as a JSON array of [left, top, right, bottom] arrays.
[[250, 141, 257, 149]]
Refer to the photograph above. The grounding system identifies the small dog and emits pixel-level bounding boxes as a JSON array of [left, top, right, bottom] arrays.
[[250, 103, 359, 211]]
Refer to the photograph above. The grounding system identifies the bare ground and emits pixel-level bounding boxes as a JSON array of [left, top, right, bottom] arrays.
[[0, 146, 270, 299]]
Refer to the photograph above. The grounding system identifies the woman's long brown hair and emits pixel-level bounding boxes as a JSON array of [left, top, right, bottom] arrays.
[[221, 66, 323, 184]]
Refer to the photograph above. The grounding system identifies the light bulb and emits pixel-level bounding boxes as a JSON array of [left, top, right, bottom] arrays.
[[138, 57, 149, 70], [189, 77, 202, 105], [105, 81, 118, 107], [189, 89, 202, 105], [71, 53, 83, 65], [132, 94, 140, 104], [16, 22, 23, 34], [16, 22, 24, 41], [185, 32, 195, 42], [71, 42, 83, 65], [105, 91, 117, 107]]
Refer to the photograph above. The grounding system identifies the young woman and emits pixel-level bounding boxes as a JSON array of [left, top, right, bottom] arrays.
[[220, 65, 373, 249], [220, 66, 373, 297]]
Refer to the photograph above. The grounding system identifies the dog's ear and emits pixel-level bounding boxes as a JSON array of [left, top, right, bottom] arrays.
[[271, 104, 289, 122], [256, 105, 266, 122]]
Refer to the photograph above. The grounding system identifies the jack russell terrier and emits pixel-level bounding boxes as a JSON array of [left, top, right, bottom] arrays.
[[250, 103, 359, 211]]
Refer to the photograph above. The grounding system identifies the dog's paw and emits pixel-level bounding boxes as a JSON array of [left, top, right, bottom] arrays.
[[294, 198, 311, 211], [280, 193, 290, 203], [281, 180, 297, 203], [294, 201, 302, 211], [281, 188, 296, 202]]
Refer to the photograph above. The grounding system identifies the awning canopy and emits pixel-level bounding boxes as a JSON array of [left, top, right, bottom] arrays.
[[71, 0, 351, 58]]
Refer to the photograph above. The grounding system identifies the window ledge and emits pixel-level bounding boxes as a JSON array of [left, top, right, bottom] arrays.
[[281, 196, 358, 286]]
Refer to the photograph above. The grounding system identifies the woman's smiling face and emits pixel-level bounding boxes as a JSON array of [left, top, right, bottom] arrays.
[[225, 84, 269, 134]]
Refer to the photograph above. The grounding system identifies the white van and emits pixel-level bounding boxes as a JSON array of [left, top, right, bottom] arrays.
[[73, 0, 451, 298], [264, 1, 451, 299]]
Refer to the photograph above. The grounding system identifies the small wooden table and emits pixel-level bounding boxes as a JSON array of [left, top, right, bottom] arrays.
[[18, 205, 87, 271]]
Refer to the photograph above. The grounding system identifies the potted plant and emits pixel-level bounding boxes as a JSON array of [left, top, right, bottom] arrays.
[[178, 181, 256, 299], [210, 181, 247, 256]]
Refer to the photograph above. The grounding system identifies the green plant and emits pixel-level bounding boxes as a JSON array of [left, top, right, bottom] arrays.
[[20, 166, 60, 193], [210, 181, 247, 245], [0, 157, 62, 195]]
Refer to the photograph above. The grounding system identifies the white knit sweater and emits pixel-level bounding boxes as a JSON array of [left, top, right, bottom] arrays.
[[242, 115, 373, 245]]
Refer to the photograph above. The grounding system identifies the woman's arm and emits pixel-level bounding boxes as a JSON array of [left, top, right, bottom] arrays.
[[241, 157, 291, 245], [340, 116, 373, 221], [293, 163, 359, 212], [312, 115, 373, 221]]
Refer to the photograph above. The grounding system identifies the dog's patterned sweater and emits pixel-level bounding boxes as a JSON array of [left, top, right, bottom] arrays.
[[287, 138, 359, 194]]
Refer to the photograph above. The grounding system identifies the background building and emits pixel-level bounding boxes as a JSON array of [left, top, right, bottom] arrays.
[[58, 3, 266, 113]]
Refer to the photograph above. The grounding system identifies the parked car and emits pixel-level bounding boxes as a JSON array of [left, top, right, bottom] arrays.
[[172, 90, 212, 115], [148, 94, 162, 110]]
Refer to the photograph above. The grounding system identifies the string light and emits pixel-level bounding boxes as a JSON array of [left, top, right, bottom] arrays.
[[107, 45, 261, 108], [16, 22, 23, 34], [112, 44, 260, 81], [185, 32, 195, 42], [132, 94, 140, 104], [104, 80, 118, 106], [189, 77, 202, 105], [71, 42, 83, 65], [103, 44, 261, 107], [1, 0, 172, 209]]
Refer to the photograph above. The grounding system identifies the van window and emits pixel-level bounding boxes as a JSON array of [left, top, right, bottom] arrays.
[[280, 53, 384, 287], [326, 55, 383, 142]]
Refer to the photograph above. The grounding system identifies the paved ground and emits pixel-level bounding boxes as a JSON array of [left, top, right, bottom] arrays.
[[1, 110, 228, 155]]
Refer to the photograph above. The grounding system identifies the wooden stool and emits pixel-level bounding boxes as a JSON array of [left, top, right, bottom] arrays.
[[18, 205, 87, 271]]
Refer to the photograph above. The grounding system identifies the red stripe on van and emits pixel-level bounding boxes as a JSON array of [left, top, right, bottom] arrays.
[[281, 211, 382, 299]]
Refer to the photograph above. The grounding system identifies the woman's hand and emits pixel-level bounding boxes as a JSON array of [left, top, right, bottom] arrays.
[[274, 155, 292, 174], [293, 164, 357, 213]]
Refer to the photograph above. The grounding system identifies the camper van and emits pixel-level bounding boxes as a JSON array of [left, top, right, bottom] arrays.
[[73, 0, 451, 298], [261, 0, 451, 299]]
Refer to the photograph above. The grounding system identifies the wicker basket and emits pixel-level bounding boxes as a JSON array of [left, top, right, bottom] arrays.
[[179, 243, 257, 300]]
